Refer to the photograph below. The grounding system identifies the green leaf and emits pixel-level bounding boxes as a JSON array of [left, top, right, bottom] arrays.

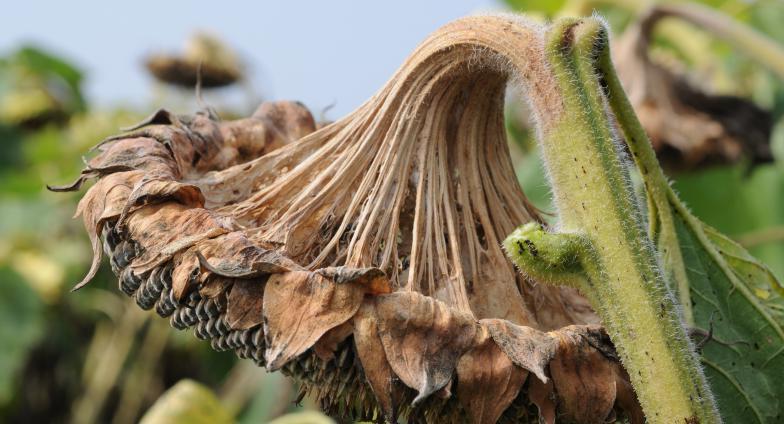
[[661, 197, 784, 423], [13, 46, 85, 111], [139, 380, 234, 424], [0, 267, 44, 406], [672, 164, 784, 282]]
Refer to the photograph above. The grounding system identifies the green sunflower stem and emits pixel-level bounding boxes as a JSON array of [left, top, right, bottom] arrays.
[[505, 18, 720, 423]]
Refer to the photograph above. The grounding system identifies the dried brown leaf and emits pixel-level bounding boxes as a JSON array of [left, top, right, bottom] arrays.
[[456, 324, 528, 424], [315, 266, 391, 295], [614, 10, 772, 169], [72, 170, 144, 290], [312, 321, 353, 361], [90, 136, 179, 176], [262, 270, 366, 370], [549, 325, 616, 423], [170, 250, 200, 301], [125, 203, 231, 274], [195, 231, 299, 278], [352, 300, 400, 421], [226, 278, 266, 330], [199, 275, 233, 299], [374, 292, 476, 404], [482, 318, 557, 384]]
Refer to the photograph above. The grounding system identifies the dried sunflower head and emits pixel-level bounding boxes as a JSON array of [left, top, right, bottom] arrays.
[[145, 32, 243, 88], [55, 15, 643, 424]]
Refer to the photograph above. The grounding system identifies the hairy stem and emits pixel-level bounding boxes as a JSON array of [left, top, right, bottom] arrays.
[[507, 18, 720, 423]]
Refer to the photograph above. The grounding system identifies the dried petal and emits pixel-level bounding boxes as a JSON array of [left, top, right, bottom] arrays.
[[374, 292, 476, 404], [483, 318, 557, 383], [549, 325, 616, 423], [263, 271, 366, 370], [226, 278, 266, 330], [72, 170, 144, 290], [199, 275, 233, 299], [456, 324, 527, 424], [171, 250, 200, 301], [196, 231, 299, 278], [315, 266, 391, 295], [352, 300, 399, 421], [312, 321, 353, 361], [125, 203, 230, 274]]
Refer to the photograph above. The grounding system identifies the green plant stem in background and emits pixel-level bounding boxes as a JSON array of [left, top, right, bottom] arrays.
[[506, 18, 719, 423]]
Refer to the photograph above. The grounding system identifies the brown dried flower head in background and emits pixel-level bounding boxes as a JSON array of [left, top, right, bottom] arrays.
[[145, 32, 243, 88], [54, 16, 644, 423], [614, 5, 773, 170]]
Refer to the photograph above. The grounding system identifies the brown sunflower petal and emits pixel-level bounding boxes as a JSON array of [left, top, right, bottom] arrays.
[[374, 292, 476, 405], [262, 270, 366, 371], [71, 170, 144, 290], [456, 323, 528, 424], [352, 300, 399, 421], [125, 203, 231, 274], [482, 318, 557, 384], [195, 231, 299, 278], [226, 278, 266, 330], [549, 325, 617, 423]]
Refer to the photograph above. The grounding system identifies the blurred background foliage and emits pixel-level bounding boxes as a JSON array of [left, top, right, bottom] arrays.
[[0, 0, 783, 422]]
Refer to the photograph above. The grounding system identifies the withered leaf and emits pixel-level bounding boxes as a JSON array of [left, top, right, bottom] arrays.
[[352, 300, 399, 421], [456, 324, 528, 424], [170, 250, 200, 301], [549, 325, 616, 423], [198, 275, 233, 299], [195, 231, 299, 278], [90, 136, 179, 177], [614, 9, 772, 169], [72, 170, 144, 290], [374, 292, 476, 405], [315, 266, 391, 295], [312, 321, 353, 361], [226, 278, 266, 330], [482, 318, 557, 384], [123, 178, 205, 214], [125, 203, 231, 274], [263, 270, 366, 371]]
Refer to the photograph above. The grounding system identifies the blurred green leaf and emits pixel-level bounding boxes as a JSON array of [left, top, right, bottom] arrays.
[[0, 267, 45, 405], [267, 411, 334, 424], [0, 45, 85, 126], [238, 371, 295, 424], [139, 380, 234, 424]]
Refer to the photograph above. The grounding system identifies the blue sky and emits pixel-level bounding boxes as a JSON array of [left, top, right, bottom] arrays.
[[2, 1, 503, 118]]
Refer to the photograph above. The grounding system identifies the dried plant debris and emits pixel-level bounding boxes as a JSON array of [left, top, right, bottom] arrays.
[[56, 16, 642, 423], [614, 7, 773, 170]]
